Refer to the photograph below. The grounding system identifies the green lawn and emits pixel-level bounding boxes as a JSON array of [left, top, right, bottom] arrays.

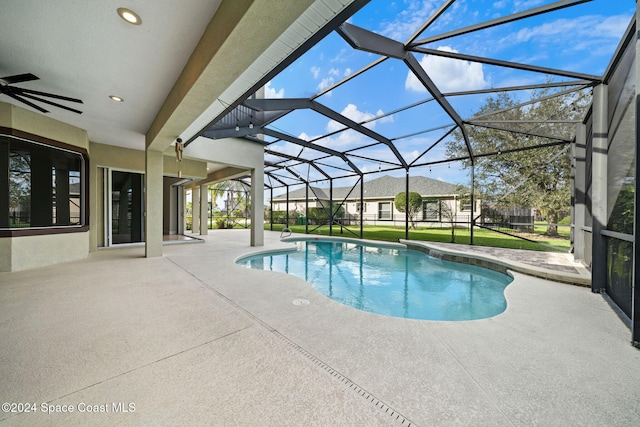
[[266, 223, 570, 252], [534, 222, 571, 238]]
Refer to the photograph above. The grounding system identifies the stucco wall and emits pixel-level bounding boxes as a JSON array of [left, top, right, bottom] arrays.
[[0, 103, 90, 272], [1, 103, 89, 150], [184, 136, 264, 171], [9, 232, 89, 271], [271, 197, 473, 226], [88, 142, 207, 251]]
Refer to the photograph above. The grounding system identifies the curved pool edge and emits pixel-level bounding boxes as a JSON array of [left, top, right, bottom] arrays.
[[235, 235, 406, 264], [282, 234, 406, 249], [399, 240, 591, 287], [234, 244, 298, 264], [236, 235, 514, 322]]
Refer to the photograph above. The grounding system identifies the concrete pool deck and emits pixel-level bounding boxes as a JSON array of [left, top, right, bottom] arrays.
[[1, 229, 639, 426]]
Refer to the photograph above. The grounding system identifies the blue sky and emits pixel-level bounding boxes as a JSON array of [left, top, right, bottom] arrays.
[[262, 0, 635, 190]]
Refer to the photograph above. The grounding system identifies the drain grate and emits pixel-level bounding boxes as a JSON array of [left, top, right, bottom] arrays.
[[171, 258, 415, 426], [292, 298, 310, 306], [270, 329, 414, 426]]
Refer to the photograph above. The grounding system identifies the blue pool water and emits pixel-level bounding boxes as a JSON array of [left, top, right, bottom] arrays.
[[237, 240, 513, 321]]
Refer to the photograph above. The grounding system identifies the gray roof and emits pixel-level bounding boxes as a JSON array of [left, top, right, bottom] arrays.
[[273, 175, 463, 201]]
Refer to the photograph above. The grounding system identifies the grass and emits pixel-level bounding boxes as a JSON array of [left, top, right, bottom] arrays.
[[266, 223, 571, 252], [534, 222, 571, 238]]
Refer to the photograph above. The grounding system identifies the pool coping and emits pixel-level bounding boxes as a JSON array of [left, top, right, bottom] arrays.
[[235, 235, 407, 263], [400, 239, 591, 287], [237, 234, 591, 287]]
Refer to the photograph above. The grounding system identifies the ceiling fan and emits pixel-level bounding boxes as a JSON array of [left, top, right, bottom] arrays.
[[0, 73, 83, 114]]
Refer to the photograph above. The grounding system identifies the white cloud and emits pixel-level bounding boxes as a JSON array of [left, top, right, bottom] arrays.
[[264, 81, 284, 98], [344, 68, 352, 77], [327, 104, 379, 133], [317, 77, 335, 93], [513, 15, 630, 43], [379, 0, 435, 41], [404, 150, 421, 163], [376, 109, 394, 124], [312, 104, 396, 149], [298, 132, 314, 142], [514, 0, 545, 9], [405, 46, 487, 93], [314, 67, 351, 94], [596, 15, 632, 39]]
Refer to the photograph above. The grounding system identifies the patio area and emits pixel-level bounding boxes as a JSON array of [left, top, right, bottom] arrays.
[[1, 229, 639, 426]]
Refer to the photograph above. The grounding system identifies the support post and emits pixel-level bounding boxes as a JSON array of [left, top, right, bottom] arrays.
[[270, 187, 273, 231], [145, 149, 163, 257], [573, 123, 587, 261], [31, 148, 52, 226], [192, 186, 200, 235], [470, 164, 475, 245], [250, 167, 264, 246], [178, 186, 186, 235], [286, 186, 290, 228], [200, 184, 208, 235], [305, 184, 309, 234], [405, 169, 409, 240], [55, 166, 70, 225], [360, 174, 364, 239], [591, 84, 608, 293], [632, 16, 640, 346], [0, 141, 8, 228], [329, 178, 333, 236]]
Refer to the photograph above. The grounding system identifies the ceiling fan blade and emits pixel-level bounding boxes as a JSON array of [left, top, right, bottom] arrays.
[[1, 73, 39, 84], [19, 92, 83, 114], [19, 88, 83, 104], [4, 92, 49, 113]]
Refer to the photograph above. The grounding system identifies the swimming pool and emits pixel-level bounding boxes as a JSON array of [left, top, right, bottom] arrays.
[[237, 239, 513, 321]]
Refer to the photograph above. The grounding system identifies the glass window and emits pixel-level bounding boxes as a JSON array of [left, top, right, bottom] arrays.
[[1, 134, 86, 230], [378, 201, 391, 219], [606, 43, 635, 235], [423, 200, 440, 221], [606, 237, 633, 317]]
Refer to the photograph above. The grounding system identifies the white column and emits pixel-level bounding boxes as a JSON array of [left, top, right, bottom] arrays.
[[251, 167, 264, 246], [145, 149, 163, 258], [192, 186, 200, 234], [200, 184, 208, 235]]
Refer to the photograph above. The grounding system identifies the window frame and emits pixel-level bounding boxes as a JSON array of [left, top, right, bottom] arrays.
[[378, 201, 391, 220], [423, 199, 440, 221], [0, 127, 89, 237]]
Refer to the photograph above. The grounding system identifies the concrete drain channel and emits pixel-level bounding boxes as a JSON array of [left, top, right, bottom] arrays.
[[270, 327, 414, 426]]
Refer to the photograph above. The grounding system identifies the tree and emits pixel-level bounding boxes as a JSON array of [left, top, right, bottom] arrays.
[[208, 180, 251, 227], [445, 86, 589, 236], [394, 191, 423, 229], [424, 198, 457, 243]]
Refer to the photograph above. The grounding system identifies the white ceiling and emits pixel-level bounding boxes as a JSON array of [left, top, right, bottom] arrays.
[[0, 0, 222, 150], [0, 0, 362, 181]]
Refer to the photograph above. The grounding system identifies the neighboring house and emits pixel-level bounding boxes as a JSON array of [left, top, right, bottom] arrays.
[[270, 175, 481, 226]]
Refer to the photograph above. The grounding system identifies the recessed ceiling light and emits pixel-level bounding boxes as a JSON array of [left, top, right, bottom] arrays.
[[117, 7, 142, 25], [109, 95, 124, 102]]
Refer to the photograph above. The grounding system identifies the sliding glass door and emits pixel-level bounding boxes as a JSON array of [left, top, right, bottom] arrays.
[[109, 170, 144, 245]]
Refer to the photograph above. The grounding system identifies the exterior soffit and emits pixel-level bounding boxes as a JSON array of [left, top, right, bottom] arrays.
[[146, 0, 316, 152]]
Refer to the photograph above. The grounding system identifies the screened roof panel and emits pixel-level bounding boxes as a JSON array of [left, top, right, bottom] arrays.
[[313, 57, 417, 113], [266, 30, 384, 100], [194, 0, 634, 189]]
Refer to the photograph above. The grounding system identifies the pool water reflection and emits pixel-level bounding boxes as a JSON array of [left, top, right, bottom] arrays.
[[237, 240, 513, 321]]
